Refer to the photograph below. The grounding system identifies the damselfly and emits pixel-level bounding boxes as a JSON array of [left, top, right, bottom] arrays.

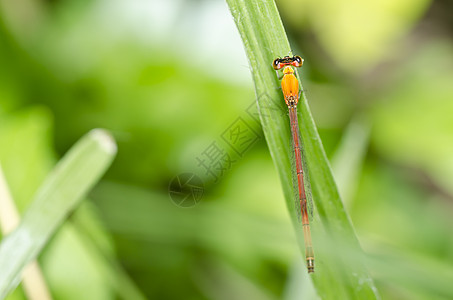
[[273, 55, 315, 273]]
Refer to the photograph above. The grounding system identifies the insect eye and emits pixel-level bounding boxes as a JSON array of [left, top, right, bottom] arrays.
[[272, 58, 281, 70], [292, 56, 303, 67]]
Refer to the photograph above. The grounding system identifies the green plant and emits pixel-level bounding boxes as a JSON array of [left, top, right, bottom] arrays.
[[0, 129, 116, 298], [225, 0, 380, 298]]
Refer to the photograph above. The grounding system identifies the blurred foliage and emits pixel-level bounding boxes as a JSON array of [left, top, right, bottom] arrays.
[[0, 129, 116, 299], [0, 0, 453, 299]]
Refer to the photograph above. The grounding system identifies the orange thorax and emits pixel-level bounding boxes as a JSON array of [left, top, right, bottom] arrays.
[[281, 66, 299, 106]]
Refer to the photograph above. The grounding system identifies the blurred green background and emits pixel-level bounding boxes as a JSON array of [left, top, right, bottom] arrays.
[[1, 0, 453, 299]]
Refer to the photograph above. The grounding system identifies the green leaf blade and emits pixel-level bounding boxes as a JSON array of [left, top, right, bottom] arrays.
[[226, 0, 380, 299], [0, 129, 117, 298]]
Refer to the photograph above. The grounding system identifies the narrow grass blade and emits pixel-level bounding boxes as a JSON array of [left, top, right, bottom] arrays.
[[0, 165, 52, 300], [225, 0, 380, 298], [0, 129, 117, 298]]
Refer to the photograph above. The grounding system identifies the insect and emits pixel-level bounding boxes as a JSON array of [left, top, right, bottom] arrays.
[[273, 55, 315, 273]]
